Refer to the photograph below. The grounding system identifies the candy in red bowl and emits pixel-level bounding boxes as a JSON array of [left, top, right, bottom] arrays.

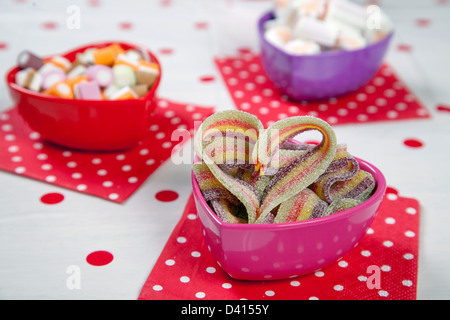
[[5, 41, 161, 151]]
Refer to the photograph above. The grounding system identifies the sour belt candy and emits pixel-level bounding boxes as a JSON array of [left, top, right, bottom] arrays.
[[194, 110, 377, 224]]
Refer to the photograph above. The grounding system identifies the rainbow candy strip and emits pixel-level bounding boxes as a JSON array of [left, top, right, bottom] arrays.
[[193, 111, 375, 224], [274, 188, 328, 223], [195, 110, 264, 223], [255, 116, 337, 223], [310, 146, 375, 204]]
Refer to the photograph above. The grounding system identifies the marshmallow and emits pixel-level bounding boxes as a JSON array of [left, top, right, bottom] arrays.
[[86, 65, 114, 87], [113, 64, 136, 88], [285, 39, 321, 55], [73, 81, 102, 100], [294, 16, 339, 47], [337, 32, 367, 50], [136, 62, 159, 87], [325, 0, 367, 31], [17, 50, 44, 70], [41, 69, 67, 90], [264, 25, 293, 48], [109, 86, 138, 100]]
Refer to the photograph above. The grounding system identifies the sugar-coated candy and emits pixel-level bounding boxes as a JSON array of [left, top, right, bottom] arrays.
[[86, 65, 114, 87], [17, 50, 44, 70], [254, 116, 337, 223], [274, 188, 328, 223], [73, 81, 102, 100], [324, 198, 361, 216], [194, 111, 376, 224], [195, 110, 264, 224]]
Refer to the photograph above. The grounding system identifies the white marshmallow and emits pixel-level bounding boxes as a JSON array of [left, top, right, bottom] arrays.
[[285, 39, 321, 55]]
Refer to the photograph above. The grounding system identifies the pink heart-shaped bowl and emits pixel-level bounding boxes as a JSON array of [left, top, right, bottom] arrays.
[[192, 157, 386, 280], [5, 41, 161, 152]]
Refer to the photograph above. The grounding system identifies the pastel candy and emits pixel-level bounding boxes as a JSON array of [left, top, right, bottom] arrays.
[[73, 81, 102, 100], [17, 50, 44, 70], [113, 64, 136, 88], [109, 86, 138, 100], [136, 62, 159, 87], [15, 67, 43, 92], [86, 65, 114, 87], [254, 116, 337, 223], [274, 188, 328, 223], [44, 81, 74, 99], [47, 56, 72, 72], [41, 69, 67, 90]]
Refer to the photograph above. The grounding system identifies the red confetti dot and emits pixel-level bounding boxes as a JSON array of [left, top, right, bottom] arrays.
[[199, 75, 215, 82], [403, 138, 424, 148], [40, 192, 65, 205], [386, 186, 399, 195], [238, 47, 252, 54], [397, 44, 412, 52], [158, 48, 174, 55], [437, 104, 450, 112], [119, 22, 133, 30], [194, 22, 209, 30], [86, 251, 114, 266], [0, 43, 8, 50], [88, 0, 101, 7], [42, 22, 57, 30], [155, 190, 179, 202], [416, 19, 431, 27], [160, 0, 171, 6]]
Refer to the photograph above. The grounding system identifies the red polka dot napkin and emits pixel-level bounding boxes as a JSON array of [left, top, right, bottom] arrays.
[[0, 99, 214, 203], [215, 50, 430, 127], [139, 190, 419, 300]]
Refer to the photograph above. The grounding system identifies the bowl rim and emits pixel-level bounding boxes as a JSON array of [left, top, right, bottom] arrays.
[[5, 40, 162, 103], [192, 156, 387, 230], [258, 10, 395, 59]]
